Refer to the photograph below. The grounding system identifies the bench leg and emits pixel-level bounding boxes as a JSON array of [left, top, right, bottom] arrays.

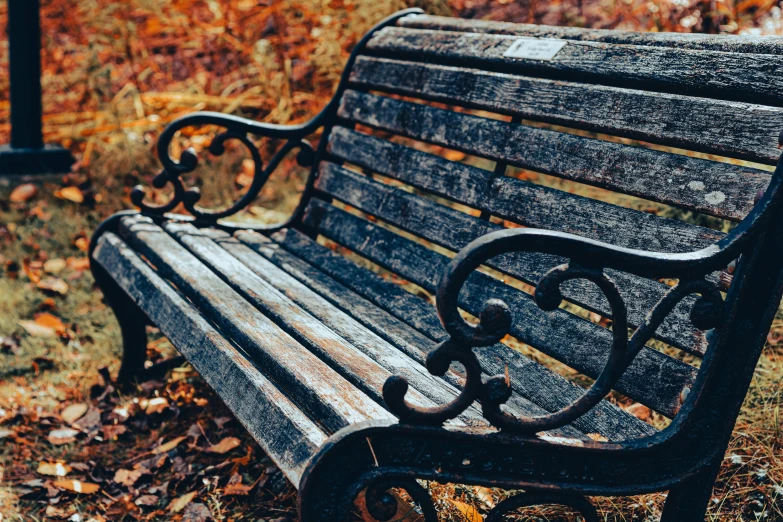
[[661, 462, 720, 522], [92, 264, 149, 387]]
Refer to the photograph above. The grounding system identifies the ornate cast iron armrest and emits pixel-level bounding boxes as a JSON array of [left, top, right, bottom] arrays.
[[130, 111, 319, 232], [384, 159, 783, 434]]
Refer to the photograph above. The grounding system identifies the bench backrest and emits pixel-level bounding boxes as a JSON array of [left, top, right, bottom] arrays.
[[299, 15, 783, 425]]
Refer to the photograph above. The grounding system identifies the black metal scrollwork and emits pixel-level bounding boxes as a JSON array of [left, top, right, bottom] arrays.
[[363, 478, 438, 522], [130, 127, 314, 229], [485, 492, 599, 522], [383, 220, 733, 434]]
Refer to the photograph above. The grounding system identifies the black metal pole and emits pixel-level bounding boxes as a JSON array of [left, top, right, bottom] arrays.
[[0, 0, 74, 175], [9, 0, 44, 150]]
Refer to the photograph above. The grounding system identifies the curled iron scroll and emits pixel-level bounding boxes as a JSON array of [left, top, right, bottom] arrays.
[[383, 225, 727, 434], [131, 128, 313, 225]]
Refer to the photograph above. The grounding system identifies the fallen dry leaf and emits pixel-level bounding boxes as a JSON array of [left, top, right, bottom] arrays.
[[45, 505, 73, 518], [136, 494, 159, 507], [19, 320, 56, 338], [152, 436, 187, 455], [168, 490, 197, 513], [44, 258, 67, 274], [9, 183, 38, 203], [0, 428, 15, 439], [74, 237, 89, 252], [182, 502, 211, 522], [37, 461, 72, 477], [48, 428, 80, 445], [474, 486, 495, 509], [207, 436, 241, 454], [223, 481, 253, 496], [144, 397, 169, 415], [55, 186, 85, 203], [447, 499, 482, 522], [73, 408, 101, 431], [114, 468, 143, 487], [36, 312, 66, 333], [101, 424, 127, 440], [37, 276, 69, 295], [625, 403, 652, 421], [53, 480, 100, 494], [61, 403, 88, 424], [67, 257, 90, 271]]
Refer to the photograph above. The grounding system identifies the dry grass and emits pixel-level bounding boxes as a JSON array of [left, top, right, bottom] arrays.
[[3, 0, 783, 520]]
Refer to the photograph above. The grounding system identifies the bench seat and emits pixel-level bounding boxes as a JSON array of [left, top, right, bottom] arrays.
[[92, 214, 657, 485]]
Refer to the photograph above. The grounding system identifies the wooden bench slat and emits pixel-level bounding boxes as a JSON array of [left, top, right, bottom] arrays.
[[302, 200, 696, 417], [398, 14, 783, 54], [92, 232, 328, 487], [244, 229, 656, 440], [366, 27, 783, 106], [117, 216, 392, 433], [217, 232, 591, 439], [349, 56, 783, 166], [161, 221, 479, 427], [337, 90, 769, 221], [328, 128, 726, 251], [315, 162, 707, 355]]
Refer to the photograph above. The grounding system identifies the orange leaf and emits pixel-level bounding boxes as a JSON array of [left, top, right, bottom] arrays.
[[168, 490, 197, 513], [207, 437, 241, 454], [35, 313, 66, 334], [53, 480, 100, 494], [9, 183, 38, 203], [61, 403, 87, 424], [19, 320, 56, 338], [37, 462, 72, 477], [55, 186, 84, 203], [152, 436, 187, 454], [447, 499, 483, 522]]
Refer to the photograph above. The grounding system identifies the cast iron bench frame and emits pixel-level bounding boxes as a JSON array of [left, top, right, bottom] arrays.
[[90, 9, 783, 521]]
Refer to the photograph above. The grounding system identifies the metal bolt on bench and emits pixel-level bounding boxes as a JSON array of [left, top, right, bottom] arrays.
[[90, 9, 783, 521]]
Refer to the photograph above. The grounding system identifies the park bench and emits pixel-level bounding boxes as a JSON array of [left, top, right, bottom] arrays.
[[89, 8, 783, 521]]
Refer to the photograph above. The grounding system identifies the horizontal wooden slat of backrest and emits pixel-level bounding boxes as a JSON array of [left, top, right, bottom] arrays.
[[366, 27, 783, 107], [328, 127, 725, 252], [337, 90, 769, 221], [314, 162, 707, 355], [398, 15, 783, 54], [301, 199, 697, 417], [349, 56, 783, 165]]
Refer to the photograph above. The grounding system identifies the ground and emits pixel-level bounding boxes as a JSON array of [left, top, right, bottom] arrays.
[[3, 0, 783, 520]]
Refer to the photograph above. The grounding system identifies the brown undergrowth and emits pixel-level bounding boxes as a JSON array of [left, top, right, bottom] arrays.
[[3, 0, 783, 520]]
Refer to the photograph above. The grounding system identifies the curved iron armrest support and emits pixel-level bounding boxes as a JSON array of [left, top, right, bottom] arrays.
[[130, 8, 424, 233], [384, 157, 783, 435]]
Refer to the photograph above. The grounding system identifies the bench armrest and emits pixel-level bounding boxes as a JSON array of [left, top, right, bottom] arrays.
[[384, 159, 783, 434], [128, 110, 318, 232]]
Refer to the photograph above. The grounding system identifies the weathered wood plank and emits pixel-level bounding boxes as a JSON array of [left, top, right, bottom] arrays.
[[337, 90, 768, 221], [315, 162, 708, 355], [349, 56, 783, 166], [366, 27, 783, 106], [92, 232, 327, 487], [301, 200, 697, 417], [243, 229, 657, 440], [217, 233, 596, 439], [117, 215, 391, 433], [398, 14, 783, 54], [161, 220, 478, 426], [328, 128, 728, 247]]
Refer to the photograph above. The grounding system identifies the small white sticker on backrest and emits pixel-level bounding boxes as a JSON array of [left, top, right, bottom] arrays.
[[503, 38, 567, 61]]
